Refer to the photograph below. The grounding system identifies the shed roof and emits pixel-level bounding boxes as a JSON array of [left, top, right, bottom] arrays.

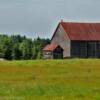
[[59, 22, 100, 41], [43, 44, 58, 51]]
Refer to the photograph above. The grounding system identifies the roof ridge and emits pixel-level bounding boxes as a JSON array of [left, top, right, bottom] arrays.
[[60, 21, 100, 24]]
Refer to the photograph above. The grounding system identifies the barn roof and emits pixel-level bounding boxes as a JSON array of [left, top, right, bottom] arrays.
[[57, 22, 100, 41], [43, 44, 58, 51]]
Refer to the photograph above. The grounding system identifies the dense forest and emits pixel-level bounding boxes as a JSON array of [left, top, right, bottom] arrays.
[[0, 34, 50, 60]]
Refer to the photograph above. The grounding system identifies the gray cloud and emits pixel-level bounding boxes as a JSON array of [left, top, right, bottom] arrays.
[[0, 0, 100, 39]]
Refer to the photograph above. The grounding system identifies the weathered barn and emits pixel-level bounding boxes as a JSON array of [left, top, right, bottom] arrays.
[[43, 21, 100, 59]]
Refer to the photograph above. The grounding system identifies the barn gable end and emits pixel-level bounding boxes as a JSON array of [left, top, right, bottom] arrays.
[[51, 23, 71, 58]]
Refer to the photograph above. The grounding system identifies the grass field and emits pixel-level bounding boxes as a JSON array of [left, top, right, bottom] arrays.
[[0, 59, 100, 100]]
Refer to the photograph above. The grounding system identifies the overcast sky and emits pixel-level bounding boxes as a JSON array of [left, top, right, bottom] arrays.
[[0, 0, 100, 39]]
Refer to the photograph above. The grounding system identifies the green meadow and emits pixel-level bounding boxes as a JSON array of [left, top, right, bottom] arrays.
[[0, 59, 100, 100]]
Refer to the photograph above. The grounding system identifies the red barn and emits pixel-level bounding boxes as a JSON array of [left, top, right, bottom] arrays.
[[43, 21, 100, 59]]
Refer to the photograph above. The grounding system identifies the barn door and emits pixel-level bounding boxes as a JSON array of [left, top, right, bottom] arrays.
[[87, 42, 96, 58], [53, 47, 63, 59]]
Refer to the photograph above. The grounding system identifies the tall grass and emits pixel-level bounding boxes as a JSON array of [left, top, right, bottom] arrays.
[[0, 59, 100, 100]]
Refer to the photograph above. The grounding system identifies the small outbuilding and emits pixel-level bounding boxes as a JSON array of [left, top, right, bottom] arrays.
[[43, 44, 63, 59]]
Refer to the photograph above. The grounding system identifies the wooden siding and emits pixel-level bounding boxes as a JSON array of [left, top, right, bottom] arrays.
[[51, 24, 71, 58], [71, 41, 100, 58]]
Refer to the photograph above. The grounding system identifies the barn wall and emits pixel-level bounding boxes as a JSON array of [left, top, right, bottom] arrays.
[[87, 41, 100, 58], [51, 24, 71, 58], [71, 41, 100, 58], [71, 41, 88, 58], [96, 42, 100, 57]]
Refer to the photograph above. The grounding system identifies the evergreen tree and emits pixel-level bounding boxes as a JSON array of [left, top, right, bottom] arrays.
[[12, 44, 22, 60], [0, 34, 50, 60]]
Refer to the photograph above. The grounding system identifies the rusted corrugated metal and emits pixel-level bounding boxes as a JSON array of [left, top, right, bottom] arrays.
[[61, 22, 100, 41], [43, 44, 58, 51]]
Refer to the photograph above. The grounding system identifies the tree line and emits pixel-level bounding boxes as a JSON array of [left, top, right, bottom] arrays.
[[0, 34, 50, 60]]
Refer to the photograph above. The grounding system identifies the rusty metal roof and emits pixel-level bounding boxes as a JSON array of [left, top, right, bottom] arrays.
[[60, 22, 100, 41], [43, 44, 58, 51]]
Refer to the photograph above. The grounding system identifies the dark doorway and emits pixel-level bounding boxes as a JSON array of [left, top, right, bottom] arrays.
[[53, 46, 63, 59]]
